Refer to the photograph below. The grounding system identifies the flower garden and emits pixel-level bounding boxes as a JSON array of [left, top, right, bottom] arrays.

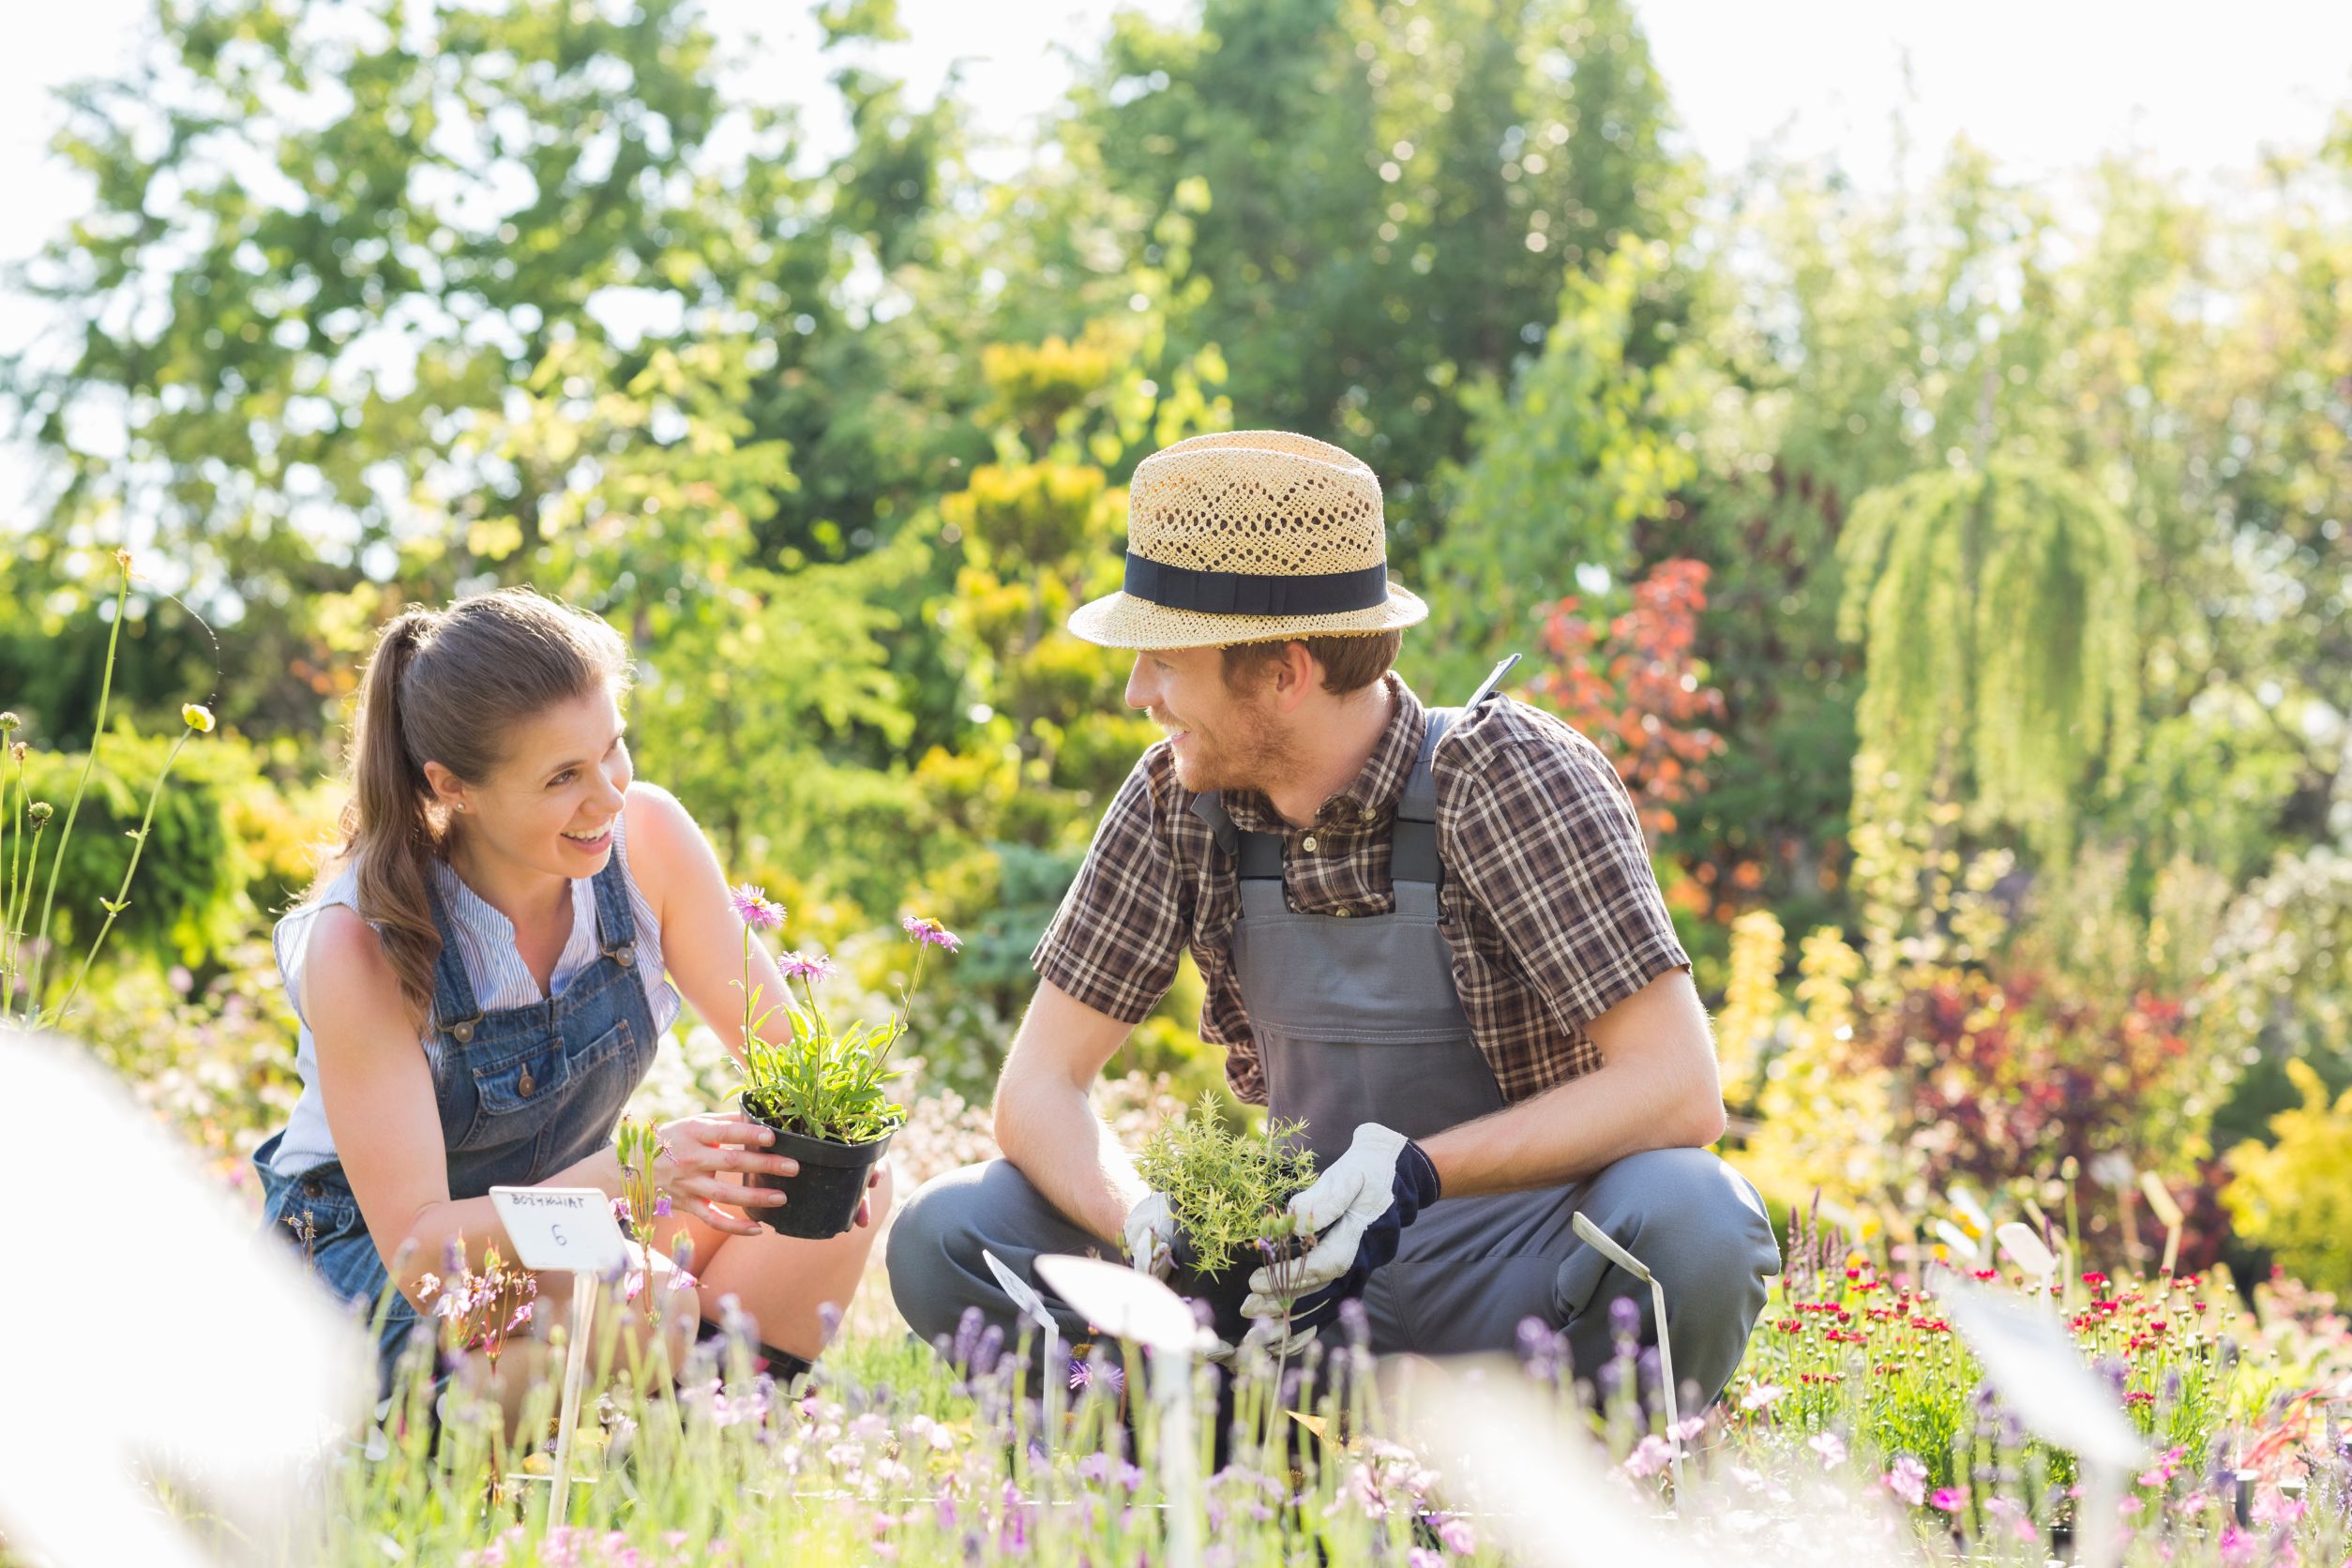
[[9, 2, 2352, 1561]]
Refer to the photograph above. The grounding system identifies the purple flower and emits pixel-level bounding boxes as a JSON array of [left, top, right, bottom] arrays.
[[900, 914, 962, 952], [1609, 1294, 1642, 1338], [731, 883, 786, 932], [778, 950, 836, 984], [654, 1195, 671, 1218]]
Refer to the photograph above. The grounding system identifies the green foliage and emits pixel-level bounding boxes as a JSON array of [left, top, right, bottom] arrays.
[[1081, 0, 1690, 559], [1133, 1096, 1316, 1276], [1839, 459, 2140, 855], [1412, 234, 1701, 698], [740, 997, 909, 1147], [2224, 1060, 2352, 1296]]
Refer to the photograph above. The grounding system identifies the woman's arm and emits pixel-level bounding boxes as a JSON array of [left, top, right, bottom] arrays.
[[306, 905, 629, 1307], [621, 782, 798, 1064]]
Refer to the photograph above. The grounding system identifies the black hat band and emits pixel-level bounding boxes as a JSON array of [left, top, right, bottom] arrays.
[[1122, 554, 1390, 616]]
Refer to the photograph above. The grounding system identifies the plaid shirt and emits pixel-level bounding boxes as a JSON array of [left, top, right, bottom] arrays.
[[1032, 674, 1691, 1106]]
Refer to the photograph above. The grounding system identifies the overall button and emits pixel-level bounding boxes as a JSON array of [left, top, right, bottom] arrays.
[[1301, 834, 1319, 853], [1334, 906, 1352, 918], [519, 1065, 536, 1097]]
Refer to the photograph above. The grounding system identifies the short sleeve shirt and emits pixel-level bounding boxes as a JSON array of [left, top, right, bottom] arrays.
[[1031, 673, 1691, 1105]]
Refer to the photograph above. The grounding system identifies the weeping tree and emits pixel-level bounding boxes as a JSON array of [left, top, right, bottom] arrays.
[[1837, 458, 2140, 882]]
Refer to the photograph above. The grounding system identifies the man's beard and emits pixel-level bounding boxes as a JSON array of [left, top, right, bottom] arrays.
[[1164, 699, 1302, 798]]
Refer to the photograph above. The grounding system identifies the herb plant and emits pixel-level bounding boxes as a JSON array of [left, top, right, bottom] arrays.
[[1134, 1095, 1318, 1276], [729, 887, 959, 1145]]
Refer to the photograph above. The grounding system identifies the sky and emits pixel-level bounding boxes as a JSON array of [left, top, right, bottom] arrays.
[[4, 0, 2349, 514]]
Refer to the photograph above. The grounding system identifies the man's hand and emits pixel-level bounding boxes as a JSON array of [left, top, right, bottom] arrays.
[[1242, 1123, 1440, 1323], [1123, 1190, 1176, 1280], [1204, 1316, 1317, 1366]]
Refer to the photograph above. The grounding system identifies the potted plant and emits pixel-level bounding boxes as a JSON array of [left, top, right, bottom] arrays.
[[1134, 1095, 1318, 1344], [728, 885, 958, 1238]]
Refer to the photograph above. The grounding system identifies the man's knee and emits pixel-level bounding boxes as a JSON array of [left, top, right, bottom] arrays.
[[886, 1165, 982, 1344], [1582, 1149, 1779, 1361]]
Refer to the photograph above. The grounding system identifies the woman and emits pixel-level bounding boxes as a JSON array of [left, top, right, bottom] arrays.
[[250, 587, 889, 1399]]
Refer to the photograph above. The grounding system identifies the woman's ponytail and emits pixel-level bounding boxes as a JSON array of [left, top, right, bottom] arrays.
[[339, 609, 445, 1030]]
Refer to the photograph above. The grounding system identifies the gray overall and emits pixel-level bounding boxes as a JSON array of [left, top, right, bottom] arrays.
[[889, 707, 1781, 1404]]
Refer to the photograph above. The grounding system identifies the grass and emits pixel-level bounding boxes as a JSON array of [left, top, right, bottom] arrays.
[[78, 1244, 2349, 1568]]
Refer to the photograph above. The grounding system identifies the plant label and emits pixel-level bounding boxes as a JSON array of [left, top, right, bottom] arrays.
[[490, 1186, 630, 1274]]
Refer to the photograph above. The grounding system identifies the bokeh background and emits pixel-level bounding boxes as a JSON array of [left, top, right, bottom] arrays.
[[4, 0, 2349, 1293]]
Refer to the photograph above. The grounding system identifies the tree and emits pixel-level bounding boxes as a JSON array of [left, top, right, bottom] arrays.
[[1077, 0, 1689, 561], [1837, 458, 2139, 864]]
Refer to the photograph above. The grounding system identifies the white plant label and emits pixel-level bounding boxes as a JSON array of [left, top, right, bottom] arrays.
[[490, 1186, 630, 1274]]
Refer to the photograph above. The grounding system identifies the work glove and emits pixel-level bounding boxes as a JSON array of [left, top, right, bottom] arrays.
[[1241, 1123, 1440, 1327], [1204, 1316, 1318, 1366], [1123, 1189, 1176, 1281]]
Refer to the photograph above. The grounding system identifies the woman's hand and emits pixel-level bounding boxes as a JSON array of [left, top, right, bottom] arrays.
[[655, 1113, 796, 1236]]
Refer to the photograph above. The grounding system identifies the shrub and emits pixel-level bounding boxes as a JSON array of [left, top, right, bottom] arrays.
[[2224, 1060, 2352, 1295]]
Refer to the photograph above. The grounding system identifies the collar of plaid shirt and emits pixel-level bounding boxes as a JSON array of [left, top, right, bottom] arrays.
[[1214, 672, 1426, 837]]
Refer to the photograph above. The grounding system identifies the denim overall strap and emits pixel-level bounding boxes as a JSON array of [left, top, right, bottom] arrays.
[[588, 849, 639, 972], [426, 874, 486, 1045]]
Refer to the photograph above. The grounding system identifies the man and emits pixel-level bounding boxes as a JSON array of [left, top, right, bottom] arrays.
[[889, 430, 1779, 1402]]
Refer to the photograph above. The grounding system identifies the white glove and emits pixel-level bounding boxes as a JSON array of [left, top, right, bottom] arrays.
[[1123, 1189, 1175, 1281], [1205, 1316, 1317, 1366], [1242, 1122, 1436, 1319]]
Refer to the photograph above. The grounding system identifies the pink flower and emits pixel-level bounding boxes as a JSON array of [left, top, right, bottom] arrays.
[[1807, 1431, 1847, 1470], [1931, 1485, 1968, 1513], [1739, 1380, 1786, 1411], [900, 914, 962, 952], [1883, 1455, 1928, 1507], [779, 950, 837, 983], [731, 883, 786, 931], [1621, 1434, 1676, 1480], [1985, 1497, 2037, 1543]]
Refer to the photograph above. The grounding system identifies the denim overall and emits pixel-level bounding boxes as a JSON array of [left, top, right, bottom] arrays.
[[252, 852, 659, 1394], [891, 698, 1779, 1405]]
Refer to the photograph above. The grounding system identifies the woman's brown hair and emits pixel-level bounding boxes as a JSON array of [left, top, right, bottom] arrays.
[[327, 588, 632, 1030]]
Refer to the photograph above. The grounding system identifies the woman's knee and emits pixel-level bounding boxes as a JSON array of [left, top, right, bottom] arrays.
[[866, 1158, 897, 1229]]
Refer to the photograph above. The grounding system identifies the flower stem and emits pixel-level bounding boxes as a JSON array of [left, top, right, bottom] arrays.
[[0, 744, 23, 990], [53, 725, 196, 1024], [25, 555, 130, 1022]]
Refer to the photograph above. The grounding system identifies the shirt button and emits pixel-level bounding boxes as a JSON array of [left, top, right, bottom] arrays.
[[1301, 834, 1319, 853]]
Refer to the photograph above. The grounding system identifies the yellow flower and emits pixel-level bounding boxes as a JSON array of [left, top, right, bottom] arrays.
[[182, 703, 216, 733]]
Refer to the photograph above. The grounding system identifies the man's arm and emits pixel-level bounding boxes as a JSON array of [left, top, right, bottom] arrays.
[[1418, 968, 1726, 1199], [991, 979, 1149, 1246]]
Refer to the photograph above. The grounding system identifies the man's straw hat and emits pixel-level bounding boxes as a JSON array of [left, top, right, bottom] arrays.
[[1067, 430, 1428, 651]]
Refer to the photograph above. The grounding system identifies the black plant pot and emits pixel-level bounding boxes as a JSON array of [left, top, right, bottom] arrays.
[[1168, 1229, 1305, 1347], [738, 1094, 895, 1239]]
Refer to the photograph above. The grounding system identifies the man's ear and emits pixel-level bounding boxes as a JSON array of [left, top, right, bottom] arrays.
[[1268, 640, 1321, 709]]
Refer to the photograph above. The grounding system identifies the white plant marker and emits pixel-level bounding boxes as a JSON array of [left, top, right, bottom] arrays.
[[984, 1249, 1064, 1445], [490, 1186, 632, 1532], [1035, 1254, 1214, 1568], [1570, 1211, 1683, 1497], [1943, 1278, 2145, 1568], [1398, 1358, 1721, 1568], [2136, 1172, 2185, 1278], [1995, 1220, 2058, 1297], [0, 1033, 370, 1568], [1930, 1217, 1985, 1266]]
